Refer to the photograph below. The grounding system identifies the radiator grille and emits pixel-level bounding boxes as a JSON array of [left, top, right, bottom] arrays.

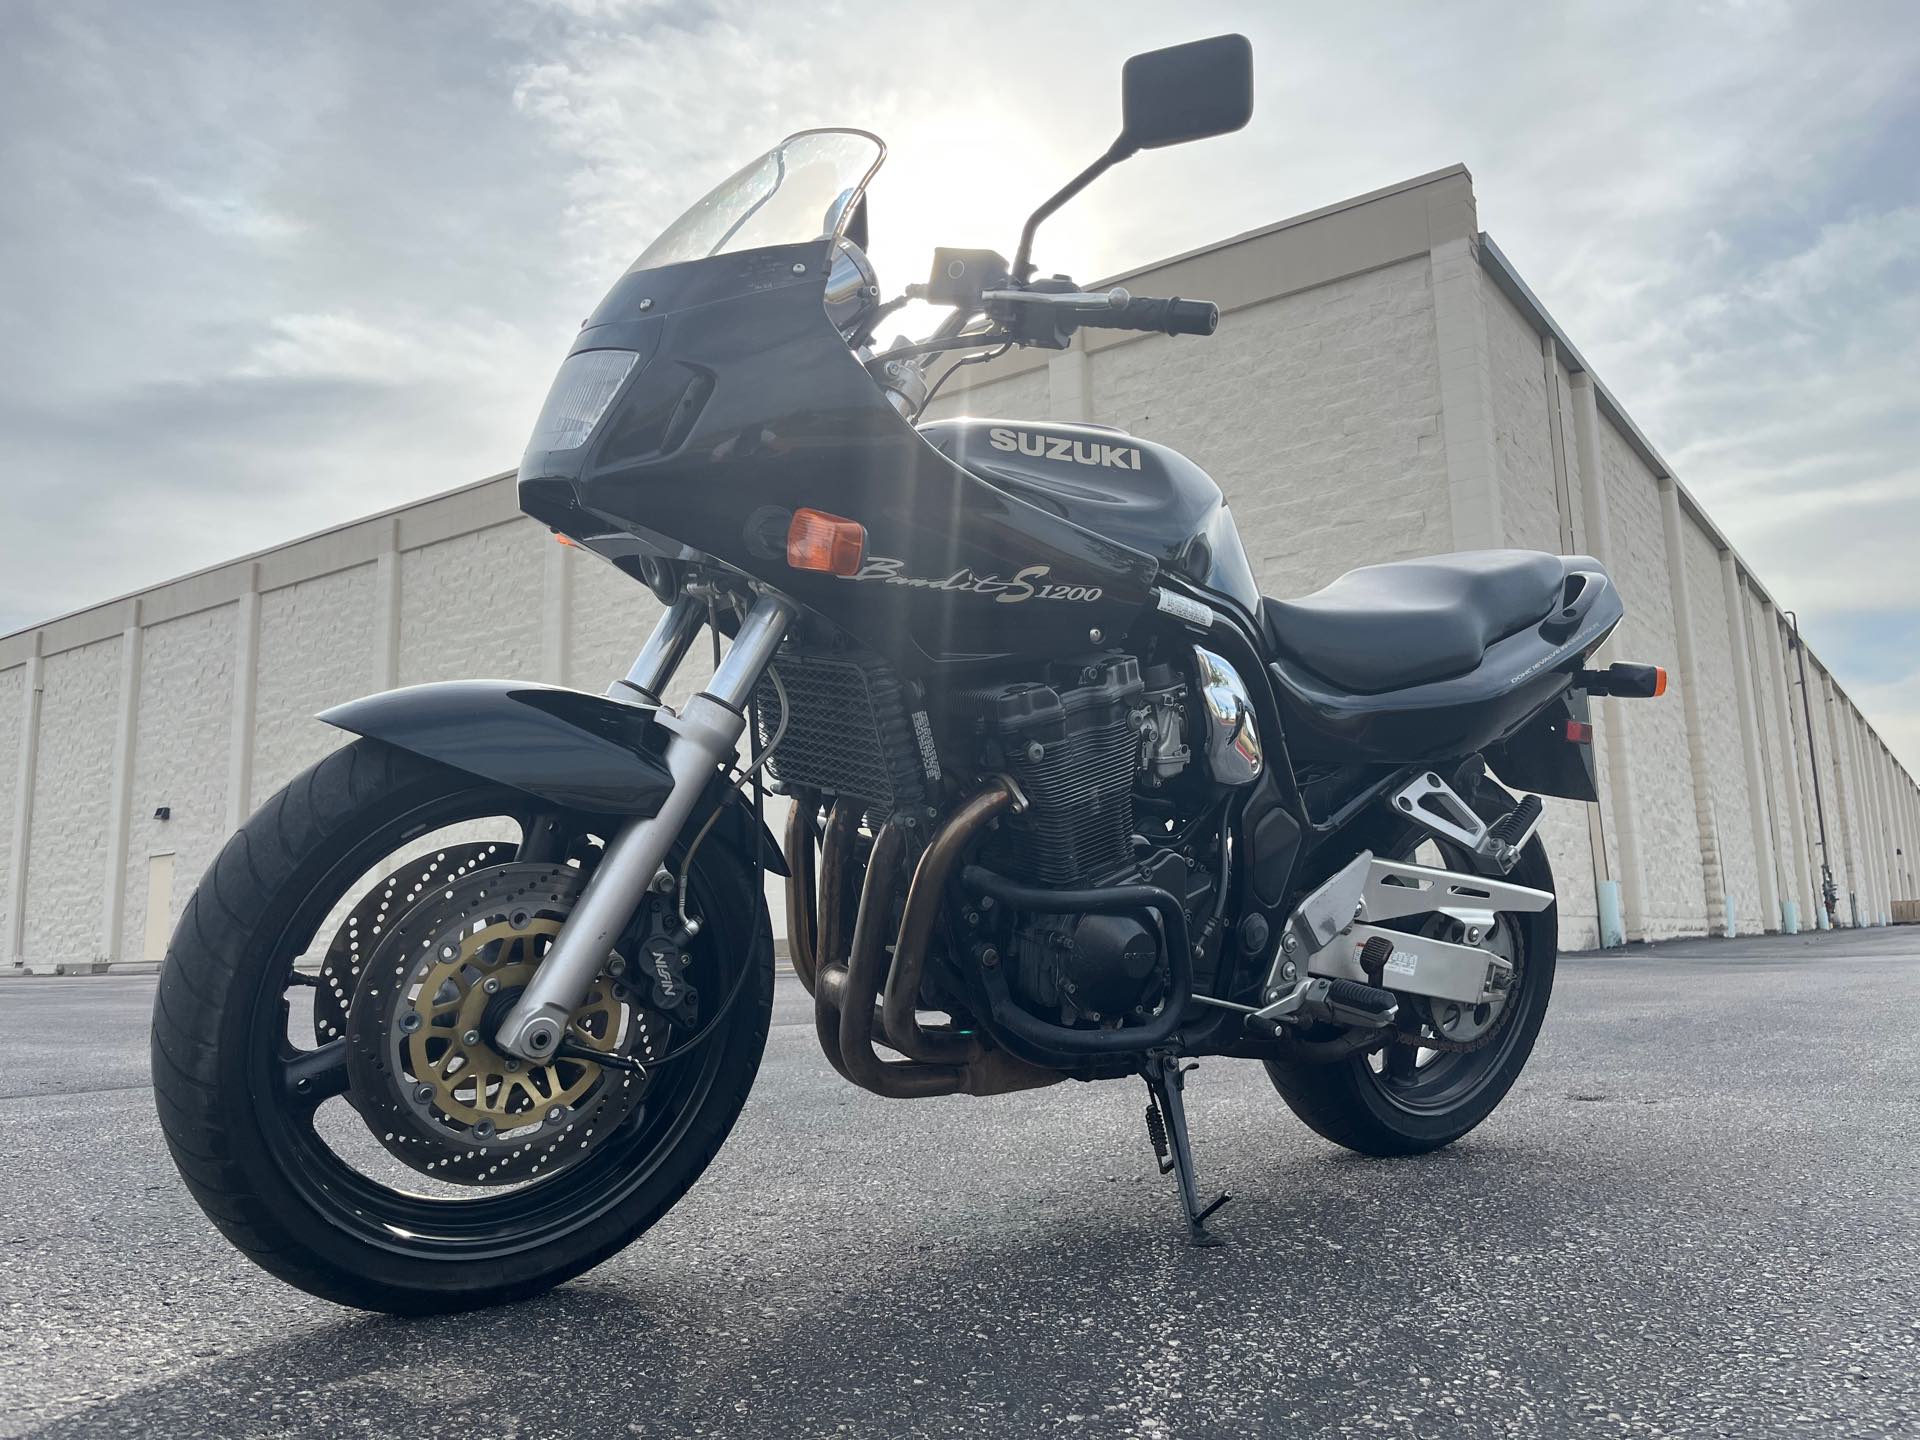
[[754, 648, 926, 816]]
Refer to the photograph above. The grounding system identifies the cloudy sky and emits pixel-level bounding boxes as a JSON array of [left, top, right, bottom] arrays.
[[2, 0, 1916, 757]]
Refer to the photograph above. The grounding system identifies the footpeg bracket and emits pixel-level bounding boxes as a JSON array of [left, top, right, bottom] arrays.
[[1388, 772, 1545, 874], [1260, 855, 1550, 1023]]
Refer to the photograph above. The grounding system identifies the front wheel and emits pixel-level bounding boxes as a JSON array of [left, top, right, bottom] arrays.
[[151, 737, 773, 1313], [1264, 789, 1558, 1157]]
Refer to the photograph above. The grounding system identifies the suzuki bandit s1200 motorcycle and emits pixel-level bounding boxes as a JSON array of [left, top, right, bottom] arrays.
[[154, 35, 1665, 1312]]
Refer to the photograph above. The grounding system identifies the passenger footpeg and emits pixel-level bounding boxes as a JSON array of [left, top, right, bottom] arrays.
[[1389, 772, 1543, 874], [1485, 794, 1543, 856], [1142, 1053, 1230, 1247]]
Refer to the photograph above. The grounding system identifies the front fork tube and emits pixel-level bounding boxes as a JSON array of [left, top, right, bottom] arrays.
[[494, 592, 795, 1061], [608, 593, 704, 705]]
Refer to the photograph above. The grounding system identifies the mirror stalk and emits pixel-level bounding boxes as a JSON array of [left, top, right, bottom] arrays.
[[1011, 34, 1253, 283], [1012, 136, 1138, 282]]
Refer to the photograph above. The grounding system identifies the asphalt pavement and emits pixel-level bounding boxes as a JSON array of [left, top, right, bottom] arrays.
[[2, 929, 1917, 1438]]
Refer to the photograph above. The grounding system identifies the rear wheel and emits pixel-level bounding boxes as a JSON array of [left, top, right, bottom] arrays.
[[1264, 790, 1557, 1156], [151, 737, 773, 1313]]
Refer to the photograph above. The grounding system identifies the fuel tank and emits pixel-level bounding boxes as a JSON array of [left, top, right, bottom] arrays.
[[916, 418, 1259, 615]]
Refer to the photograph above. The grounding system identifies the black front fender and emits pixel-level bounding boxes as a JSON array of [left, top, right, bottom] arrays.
[[319, 680, 788, 874]]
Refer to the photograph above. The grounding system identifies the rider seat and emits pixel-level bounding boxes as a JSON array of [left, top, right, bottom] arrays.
[[1260, 550, 1575, 695]]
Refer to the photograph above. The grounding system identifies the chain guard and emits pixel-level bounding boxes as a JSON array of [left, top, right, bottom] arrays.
[[1392, 913, 1525, 1055], [343, 861, 669, 1186]]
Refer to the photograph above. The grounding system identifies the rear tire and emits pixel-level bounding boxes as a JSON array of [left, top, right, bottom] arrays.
[[151, 737, 774, 1313], [1264, 791, 1557, 1157]]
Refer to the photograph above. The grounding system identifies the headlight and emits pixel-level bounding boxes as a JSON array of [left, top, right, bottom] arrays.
[[524, 349, 639, 454], [822, 238, 878, 334]]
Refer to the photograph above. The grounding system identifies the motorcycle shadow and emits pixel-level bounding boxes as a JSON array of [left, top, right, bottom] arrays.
[[32, 1138, 1602, 1439]]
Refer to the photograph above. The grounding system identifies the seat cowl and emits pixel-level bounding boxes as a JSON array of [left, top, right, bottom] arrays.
[[1261, 551, 1597, 695]]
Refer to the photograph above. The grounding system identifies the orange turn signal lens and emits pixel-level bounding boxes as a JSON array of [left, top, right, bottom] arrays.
[[786, 509, 865, 577], [1651, 666, 1668, 697]]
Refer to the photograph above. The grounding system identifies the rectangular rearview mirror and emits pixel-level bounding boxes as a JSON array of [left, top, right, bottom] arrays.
[[1120, 34, 1254, 153]]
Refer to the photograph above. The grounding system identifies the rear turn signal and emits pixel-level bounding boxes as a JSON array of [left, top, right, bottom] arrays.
[[1577, 662, 1667, 699], [787, 509, 865, 577]]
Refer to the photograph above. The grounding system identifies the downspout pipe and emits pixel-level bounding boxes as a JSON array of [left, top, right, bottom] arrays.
[[1784, 611, 1836, 925]]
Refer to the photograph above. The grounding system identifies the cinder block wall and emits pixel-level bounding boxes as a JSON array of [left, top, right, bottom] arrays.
[[926, 167, 1920, 948], [4, 167, 1917, 971]]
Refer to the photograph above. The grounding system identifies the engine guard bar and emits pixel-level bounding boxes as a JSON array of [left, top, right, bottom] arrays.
[[959, 866, 1194, 1061]]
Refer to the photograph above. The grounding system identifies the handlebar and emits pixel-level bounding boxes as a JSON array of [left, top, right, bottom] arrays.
[[1075, 294, 1218, 336], [871, 276, 1220, 419], [980, 285, 1218, 338]]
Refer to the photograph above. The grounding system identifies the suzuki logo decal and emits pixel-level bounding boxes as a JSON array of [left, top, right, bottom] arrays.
[[987, 427, 1141, 471]]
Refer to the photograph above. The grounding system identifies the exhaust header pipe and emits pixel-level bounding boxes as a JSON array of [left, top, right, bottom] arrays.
[[796, 784, 1059, 1099]]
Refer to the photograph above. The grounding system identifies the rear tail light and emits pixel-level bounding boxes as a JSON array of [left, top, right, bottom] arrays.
[[786, 509, 866, 576]]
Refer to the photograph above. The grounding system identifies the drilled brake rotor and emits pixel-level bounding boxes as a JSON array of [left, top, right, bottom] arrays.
[[313, 841, 513, 1045], [343, 861, 669, 1186]]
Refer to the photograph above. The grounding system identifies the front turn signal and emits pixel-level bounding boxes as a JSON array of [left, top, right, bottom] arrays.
[[787, 509, 866, 577]]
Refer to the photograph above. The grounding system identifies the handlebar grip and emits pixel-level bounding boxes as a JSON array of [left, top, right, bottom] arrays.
[[1077, 295, 1219, 337]]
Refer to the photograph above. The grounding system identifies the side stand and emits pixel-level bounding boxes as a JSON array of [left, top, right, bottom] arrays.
[[1141, 1052, 1230, 1247]]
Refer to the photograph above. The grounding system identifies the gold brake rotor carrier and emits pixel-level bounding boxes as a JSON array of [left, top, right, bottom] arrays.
[[343, 861, 671, 1186]]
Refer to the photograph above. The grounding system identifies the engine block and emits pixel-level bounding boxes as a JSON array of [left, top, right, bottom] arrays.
[[977, 654, 1145, 886]]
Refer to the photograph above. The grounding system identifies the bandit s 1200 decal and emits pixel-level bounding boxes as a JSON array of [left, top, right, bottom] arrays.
[[845, 555, 1104, 604]]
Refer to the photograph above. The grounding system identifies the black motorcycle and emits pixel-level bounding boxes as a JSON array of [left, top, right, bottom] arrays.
[[153, 35, 1663, 1312]]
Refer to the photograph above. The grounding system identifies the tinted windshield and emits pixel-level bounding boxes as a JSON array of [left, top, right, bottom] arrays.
[[629, 130, 884, 272]]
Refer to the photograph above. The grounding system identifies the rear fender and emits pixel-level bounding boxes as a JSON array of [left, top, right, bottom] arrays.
[[1484, 688, 1599, 802], [319, 680, 788, 874]]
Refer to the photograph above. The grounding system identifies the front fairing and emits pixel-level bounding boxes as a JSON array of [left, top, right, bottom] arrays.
[[519, 242, 1160, 668]]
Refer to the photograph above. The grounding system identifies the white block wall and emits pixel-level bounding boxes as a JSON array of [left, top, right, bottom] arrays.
[[252, 564, 376, 807], [123, 606, 236, 966], [4, 166, 1917, 971]]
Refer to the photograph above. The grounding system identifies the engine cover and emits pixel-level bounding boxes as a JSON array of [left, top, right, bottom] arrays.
[[1014, 910, 1160, 1022], [1008, 848, 1214, 1026]]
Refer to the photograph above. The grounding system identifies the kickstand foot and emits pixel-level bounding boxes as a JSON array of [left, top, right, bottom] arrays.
[[1142, 1052, 1230, 1247]]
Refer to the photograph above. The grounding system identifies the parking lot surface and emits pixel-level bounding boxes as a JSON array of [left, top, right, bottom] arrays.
[[2, 929, 1916, 1437]]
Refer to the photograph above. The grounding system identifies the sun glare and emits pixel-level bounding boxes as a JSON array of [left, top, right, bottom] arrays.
[[855, 112, 1115, 329]]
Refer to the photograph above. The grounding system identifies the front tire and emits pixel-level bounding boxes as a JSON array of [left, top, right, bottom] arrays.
[[1264, 793, 1558, 1157], [151, 738, 773, 1313]]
